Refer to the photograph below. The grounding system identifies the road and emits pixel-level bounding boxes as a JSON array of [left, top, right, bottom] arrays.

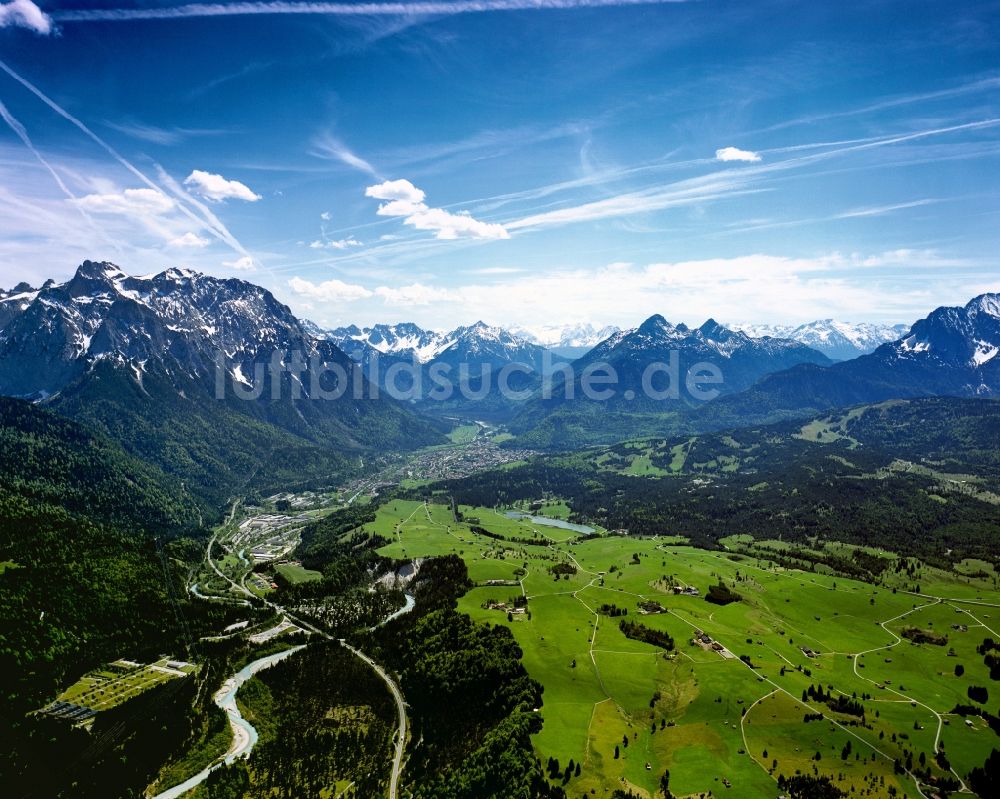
[[341, 641, 408, 799], [196, 516, 408, 799], [265, 607, 409, 799]]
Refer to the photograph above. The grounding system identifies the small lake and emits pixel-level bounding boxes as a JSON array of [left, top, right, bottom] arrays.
[[504, 511, 595, 534]]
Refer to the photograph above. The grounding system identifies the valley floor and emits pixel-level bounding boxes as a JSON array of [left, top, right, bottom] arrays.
[[371, 499, 1000, 798]]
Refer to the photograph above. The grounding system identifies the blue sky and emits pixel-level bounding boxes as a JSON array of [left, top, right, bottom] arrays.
[[1, 0, 998, 331]]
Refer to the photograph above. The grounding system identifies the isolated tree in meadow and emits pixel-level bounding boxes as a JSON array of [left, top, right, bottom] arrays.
[[969, 684, 989, 703], [659, 769, 673, 798]]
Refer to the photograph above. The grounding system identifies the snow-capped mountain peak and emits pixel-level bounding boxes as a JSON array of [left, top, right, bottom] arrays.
[[886, 292, 1000, 370], [731, 319, 909, 361], [0, 260, 323, 398], [968, 293, 1000, 320], [508, 322, 623, 354], [322, 321, 454, 363]]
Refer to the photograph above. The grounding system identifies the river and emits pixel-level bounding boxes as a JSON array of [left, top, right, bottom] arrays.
[[373, 593, 416, 629], [151, 644, 306, 799], [155, 589, 416, 798]]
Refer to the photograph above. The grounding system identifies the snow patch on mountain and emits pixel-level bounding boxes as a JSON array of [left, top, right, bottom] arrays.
[[972, 342, 998, 366]]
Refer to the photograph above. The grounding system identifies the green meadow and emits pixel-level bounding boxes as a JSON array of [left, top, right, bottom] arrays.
[[274, 562, 323, 584], [372, 500, 1000, 798]]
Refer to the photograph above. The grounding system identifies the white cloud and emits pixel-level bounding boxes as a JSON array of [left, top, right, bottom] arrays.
[[404, 207, 509, 240], [224, 255, 256, 271], [374, 282, 456, 306], [168, 232, 211, 248], [441, 256, 848, 324], [375, 198, 428, 217], [295, 251, 960, 328], [285, 277, 457, 307], [364, 178, 509, 240], [288, 276, 373, 302], [74, 187, 175, 215], [184, 170, 261, 202], [475, 266, 524, 275], [308, 238, 362, 250], [0, 59, 255, 264], [858, 248, 978, 268], [715, 146, 762, 163], [0, 0, 52, 34], [365, 178, 426, 204]]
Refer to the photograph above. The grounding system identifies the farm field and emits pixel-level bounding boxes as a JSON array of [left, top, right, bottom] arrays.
[[373, 499, 1000, 799], [39, 658, 198, 721], [274, 562, 323, 584]]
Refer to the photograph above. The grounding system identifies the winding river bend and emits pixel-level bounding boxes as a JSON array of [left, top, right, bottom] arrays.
[[151, 591, 417, 799], [151, 644, 306, 799]]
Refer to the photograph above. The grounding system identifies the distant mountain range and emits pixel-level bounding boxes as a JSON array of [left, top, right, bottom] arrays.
[[732, 319, 909, 361], [315, 320, 559, 371], [310, 320, 562, 418], [0, 262, 444, 509], [704, 294, 1000, 428], [511, 323, 623, 358], [506, 314, 834, 446], [309, 317, 834, 421], [570, 314, 834, 396], [314, 318, 906, 364], [4, 263, 998, 459]]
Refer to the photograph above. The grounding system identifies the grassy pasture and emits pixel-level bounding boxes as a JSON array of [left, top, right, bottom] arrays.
[[274, 562, 323, 584], [373, 501, 1000, 798]]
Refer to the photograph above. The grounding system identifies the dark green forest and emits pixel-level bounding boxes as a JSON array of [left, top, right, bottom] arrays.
[[0, 397, 245, 797], [424, 399, 1000, 562]]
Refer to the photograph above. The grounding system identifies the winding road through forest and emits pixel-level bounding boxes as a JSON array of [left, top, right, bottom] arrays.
[[189, 512, 409, 799]]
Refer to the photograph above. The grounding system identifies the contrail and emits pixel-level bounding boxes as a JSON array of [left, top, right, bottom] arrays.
[[0, 59, 256, 263], [51, 0, 693, 24], [0, 96, 123, 252]]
